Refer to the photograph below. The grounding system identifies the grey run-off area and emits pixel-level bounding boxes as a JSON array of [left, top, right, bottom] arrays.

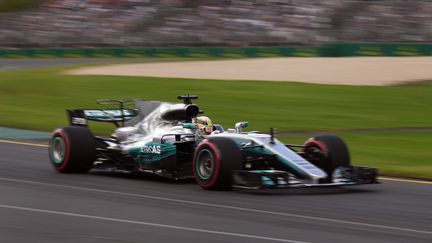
[[0, 58, 156, 71]]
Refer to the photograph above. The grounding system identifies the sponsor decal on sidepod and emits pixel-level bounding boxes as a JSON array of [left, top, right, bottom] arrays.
[[140, 145, 161, 154]]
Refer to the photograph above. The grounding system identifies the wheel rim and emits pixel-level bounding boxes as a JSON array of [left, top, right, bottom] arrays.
[[51, 137, 65, 164], [196, 149, 214, 180]]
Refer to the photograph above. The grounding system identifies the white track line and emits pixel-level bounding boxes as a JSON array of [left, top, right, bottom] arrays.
[[0, 204, 307, 243], [0, 139, 48, 147], [1, 139, 431, 185], [1, 139, 432, 185], [0, 176, 430, 236], [378, 177, 432, 185]]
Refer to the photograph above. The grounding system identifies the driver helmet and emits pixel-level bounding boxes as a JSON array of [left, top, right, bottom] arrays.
[[194, 116, 214, 135]]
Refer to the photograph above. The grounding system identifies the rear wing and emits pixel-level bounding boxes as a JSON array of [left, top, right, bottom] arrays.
[[67, 99, 139, 127]]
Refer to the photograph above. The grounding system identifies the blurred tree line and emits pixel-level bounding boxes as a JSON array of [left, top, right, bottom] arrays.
[[0, 0, 43, 12]]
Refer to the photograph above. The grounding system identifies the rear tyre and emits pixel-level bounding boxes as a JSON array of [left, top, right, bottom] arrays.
[[49, 126, 96, 173], [193, 137, 242, 190], [303, 135, 350, 180]]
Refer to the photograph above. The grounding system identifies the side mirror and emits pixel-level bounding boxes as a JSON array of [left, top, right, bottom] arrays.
[[182, 123, 196, 129], [235, 121, 248, 133]]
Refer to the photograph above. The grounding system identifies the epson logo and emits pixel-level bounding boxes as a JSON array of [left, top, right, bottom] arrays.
[[140, 145, 161, 154]]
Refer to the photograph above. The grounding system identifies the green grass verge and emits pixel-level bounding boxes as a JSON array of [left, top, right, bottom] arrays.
[[0, 64, 431, 179], [1, 66, 431, 132]]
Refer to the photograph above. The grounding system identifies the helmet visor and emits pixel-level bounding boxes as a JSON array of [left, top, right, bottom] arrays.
[[204, 126, 213, 134]]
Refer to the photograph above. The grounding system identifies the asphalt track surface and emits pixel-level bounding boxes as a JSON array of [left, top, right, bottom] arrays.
[[0, 140, 431, 243]]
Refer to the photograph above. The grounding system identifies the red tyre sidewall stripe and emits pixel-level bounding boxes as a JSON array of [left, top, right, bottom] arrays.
[[52, 129, 70, 171], [193, 140, 221, 188], [304, 139, 327, 153]]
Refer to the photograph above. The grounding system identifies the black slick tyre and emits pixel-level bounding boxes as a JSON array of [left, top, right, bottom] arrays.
[[49, 126, 96, 173], [303, 135, 350, 180], [193, 137, 242, 190]]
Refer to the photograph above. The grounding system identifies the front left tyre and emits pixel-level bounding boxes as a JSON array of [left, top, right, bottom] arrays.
[[49, 126, 96, 173], [193, 137, 243, 190]]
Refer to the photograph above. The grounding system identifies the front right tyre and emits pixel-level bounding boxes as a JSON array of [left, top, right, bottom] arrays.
[[303, 134, 351, 181]]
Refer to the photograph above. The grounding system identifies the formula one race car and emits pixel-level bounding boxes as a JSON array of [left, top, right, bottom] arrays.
[[49, 95, 378, 190]]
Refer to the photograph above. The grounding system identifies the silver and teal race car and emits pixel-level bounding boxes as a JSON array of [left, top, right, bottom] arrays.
[[49, 95, 378, 190]]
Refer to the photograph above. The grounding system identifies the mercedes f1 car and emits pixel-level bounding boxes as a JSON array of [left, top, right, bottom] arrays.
[[49, 95, 378, 190]]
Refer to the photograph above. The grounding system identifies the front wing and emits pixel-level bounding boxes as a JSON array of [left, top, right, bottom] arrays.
[[232, 166, 378, 190]]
